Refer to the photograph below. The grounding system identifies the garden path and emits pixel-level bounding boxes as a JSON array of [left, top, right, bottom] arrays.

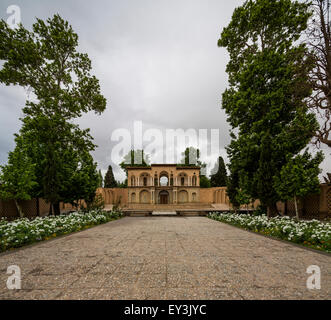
[[0, 217, 330, 299]]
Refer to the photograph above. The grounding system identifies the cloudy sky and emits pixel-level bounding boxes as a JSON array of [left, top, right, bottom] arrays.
[[0, 0, 330, 182]]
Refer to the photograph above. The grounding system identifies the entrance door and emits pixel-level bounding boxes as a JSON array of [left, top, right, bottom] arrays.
[[159, 191, 169, 204]]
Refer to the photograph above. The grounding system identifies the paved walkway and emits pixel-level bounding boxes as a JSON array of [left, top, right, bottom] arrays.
[[0, 217, 330, 300]]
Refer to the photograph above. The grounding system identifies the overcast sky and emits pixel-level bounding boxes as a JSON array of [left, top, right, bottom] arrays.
[[0, 0, 330, 182]]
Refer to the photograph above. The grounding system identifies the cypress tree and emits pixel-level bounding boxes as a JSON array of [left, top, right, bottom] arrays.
[[210, 156, 228, 187], [104, 165, 117, 188], [98, 170, 103, 188]]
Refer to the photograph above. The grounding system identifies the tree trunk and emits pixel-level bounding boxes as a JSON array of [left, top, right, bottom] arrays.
[[267, 203, 278, 218], [49, 203, 53, 216], [36, 198, 40, 217], [14, 200, 24, 218], [294, 195, 299, 220], [53, 202, 60, 216]]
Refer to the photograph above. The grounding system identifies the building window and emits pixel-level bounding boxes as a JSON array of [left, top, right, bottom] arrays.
[[181, 177, 185, 186], [160, 176, 169, 186], [192, 175, 197, 186]]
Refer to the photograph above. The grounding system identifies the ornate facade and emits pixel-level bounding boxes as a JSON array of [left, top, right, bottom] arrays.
[[127, 164, 200, 204]]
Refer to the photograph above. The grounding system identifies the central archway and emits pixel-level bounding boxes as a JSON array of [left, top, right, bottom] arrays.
[[159, 171, 169, 186], [159, 190, 169, 204]]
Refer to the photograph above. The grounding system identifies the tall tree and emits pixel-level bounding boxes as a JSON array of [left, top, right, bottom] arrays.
[[210, 156, 228, 187], [179, 147, 207, 175], [59, 150, 100, 209], [199, 175, 211, 188], [274, 150, 324, 219], [218, 0, 319, 216], [98, 170, 103, 188], [226, 168, 241, 210], [180, 147, 200, 166], [0, 15, 106, 215], [0, 136, 37, 217], [306, 0, 331, 148], [119, 150, 150, 177], [104, 165, 118, 188]]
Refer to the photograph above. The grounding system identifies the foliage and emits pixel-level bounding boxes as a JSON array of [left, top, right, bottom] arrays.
[[0, 14, 106, 215], [210, 156, 228, 187], [0, 136, 37, 217], [209, 212, 331, 252], [252, 205, 268, 216], [120, 150, 150, 176], [200, 175, 211, 188], [117, 179, 128, 188], [0, 209, 123, 252], [104, 165, 118, 188], [178, 147, 207, 175], [226, 166, 240, 209], [218, 0, 319, 216], [235, 188, 252, 210], [180, 147, 200, 166], [84, 193, 105, 212], [274, 150, 324, 218], [98, 170, 103, 188]]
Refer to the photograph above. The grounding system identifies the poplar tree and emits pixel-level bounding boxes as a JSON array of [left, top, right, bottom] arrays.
[[0, 15, 106, 215], [218, 0, 319, 216]]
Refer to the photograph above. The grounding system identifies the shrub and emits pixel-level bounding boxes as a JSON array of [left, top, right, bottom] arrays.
[[0, 209, 123, 252], [209, 212, 331, 253]]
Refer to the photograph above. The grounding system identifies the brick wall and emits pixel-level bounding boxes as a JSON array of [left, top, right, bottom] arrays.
[[1, 185, 330, 219], [277, 184, 331, 219], [96, 188, 128, 206], [0, 198, 75, 220]]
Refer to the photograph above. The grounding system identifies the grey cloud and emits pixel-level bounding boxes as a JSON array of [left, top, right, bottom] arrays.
[[0, 0, 330, 182]]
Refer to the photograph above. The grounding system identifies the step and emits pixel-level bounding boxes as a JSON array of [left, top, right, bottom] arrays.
[[152, 211, 177, 216]]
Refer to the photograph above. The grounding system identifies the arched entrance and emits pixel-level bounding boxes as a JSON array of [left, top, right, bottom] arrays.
[[159, 171, 169, 186], [159, 190, 169, 204], [178, 190, 188, 203]]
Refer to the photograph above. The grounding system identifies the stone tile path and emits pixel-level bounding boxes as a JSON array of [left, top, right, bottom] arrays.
[[0, 217, 330, 300]]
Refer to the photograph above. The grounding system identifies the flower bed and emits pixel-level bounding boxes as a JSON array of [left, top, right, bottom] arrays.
[[209, 212, 331, 253], [0, 209, 123, 252]]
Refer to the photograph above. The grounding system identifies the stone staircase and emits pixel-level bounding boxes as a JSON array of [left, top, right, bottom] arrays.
[[127, 203, 213, 211], [122, 203, 215, 217]]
